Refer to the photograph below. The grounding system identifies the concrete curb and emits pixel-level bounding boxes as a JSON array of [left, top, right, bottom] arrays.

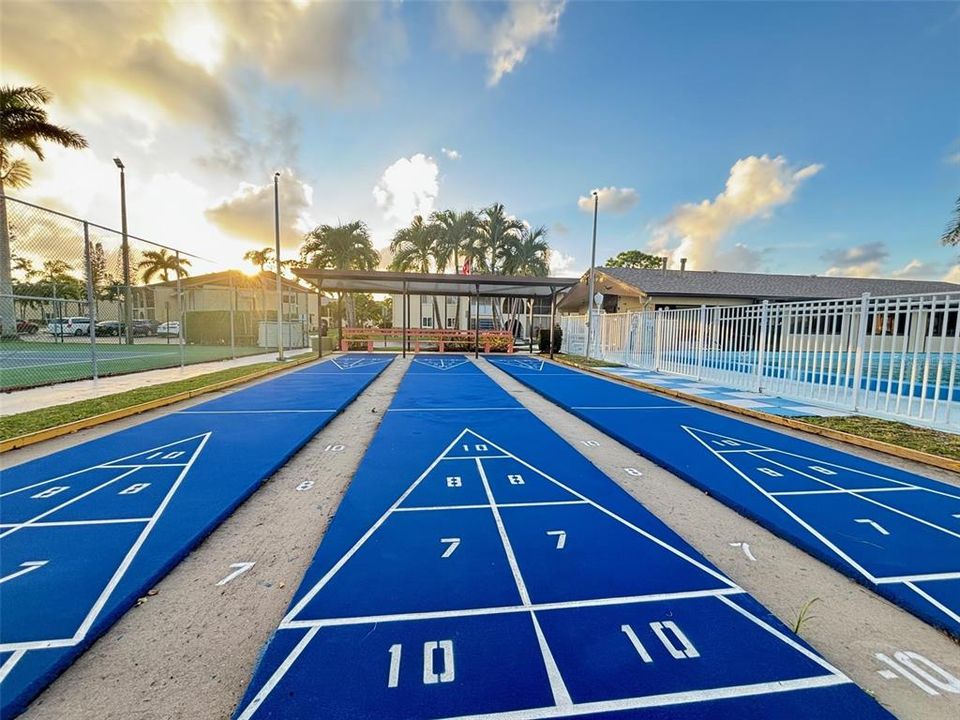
[[0, 353, 322, 454], [552, 357, 960, 474]]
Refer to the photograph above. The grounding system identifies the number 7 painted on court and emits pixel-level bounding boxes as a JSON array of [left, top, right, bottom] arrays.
[[440, 538, 460, 558], [547, 530, 566, 549]]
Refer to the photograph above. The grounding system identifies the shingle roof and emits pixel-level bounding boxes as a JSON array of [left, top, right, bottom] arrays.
[[592, 266, 959, 301]]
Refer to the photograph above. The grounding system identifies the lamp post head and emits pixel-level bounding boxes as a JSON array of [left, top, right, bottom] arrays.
[[113, 157, 124, 170]]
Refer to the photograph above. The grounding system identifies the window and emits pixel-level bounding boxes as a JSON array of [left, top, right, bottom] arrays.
[[422, 316, 433, 328], [446, 317, 455, 328]]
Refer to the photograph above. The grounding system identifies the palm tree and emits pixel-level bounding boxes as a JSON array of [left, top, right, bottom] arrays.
[[1, 85, 87, 337], [389, 215, 443, 328], [431, 209, 478, 328], [942, 195, 960, 247], [300, 221, 379, 336], [502, 225, 550, 336], [243, 247, 274, 272], [137, 248, 191, 283], [475, 202, 524, 328], [476, 202, 524, 274]]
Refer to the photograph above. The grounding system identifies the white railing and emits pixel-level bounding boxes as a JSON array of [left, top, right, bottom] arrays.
[[561, 291, 960, 430]]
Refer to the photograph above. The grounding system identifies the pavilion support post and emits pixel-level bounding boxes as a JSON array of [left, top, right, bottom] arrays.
[[402, 281, 408, 359], [549, 287, 557, 360], [317, 280, 324, 358], [474, 284, 480, 359]]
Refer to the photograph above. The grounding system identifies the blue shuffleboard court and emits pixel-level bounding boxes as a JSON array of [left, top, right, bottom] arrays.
[[489, 357, 960, 639], [235, 354, 890, 719], [0, 354, 393, 719]]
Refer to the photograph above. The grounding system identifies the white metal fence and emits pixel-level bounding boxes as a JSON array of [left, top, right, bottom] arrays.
[[561, 290, 960, 430]]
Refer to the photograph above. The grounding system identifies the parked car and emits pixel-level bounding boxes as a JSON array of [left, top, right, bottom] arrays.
[[157, 321, 181, 337], [47, 317, 92, 336], [96, 321, 149, 337], [132, 319, 159, 336], [0, 320, 39, 335]]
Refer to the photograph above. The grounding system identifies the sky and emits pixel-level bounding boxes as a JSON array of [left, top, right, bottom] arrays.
[[2, 0, 959, 281]]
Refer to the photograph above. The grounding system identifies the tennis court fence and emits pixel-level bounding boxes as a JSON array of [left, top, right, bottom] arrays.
[[561, 291, 960, 430], [0, 195, 318, 391]]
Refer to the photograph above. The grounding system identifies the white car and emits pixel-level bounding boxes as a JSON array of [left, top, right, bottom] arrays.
[[47, 317, 92, 336], [157, 321, 181, 337]]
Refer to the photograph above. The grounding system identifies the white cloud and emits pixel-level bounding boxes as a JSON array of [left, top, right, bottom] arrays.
[[372, 153, 440, 227], [944, 264, 960, 283], [889, 259, 940, 280], [441, 147, 461, 160], [945, 152, 960, 166], [577, 186, 639, 214], [821, 241, 888, 278], [649, 154, 823, 271], [488, 1, 565, 86], [549, 249, 579, 277], [205, 168, 314, 251]]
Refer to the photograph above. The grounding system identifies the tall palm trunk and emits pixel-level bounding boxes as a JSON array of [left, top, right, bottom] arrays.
[[453, 249, 461, 330], [0, 178, 16, 338]]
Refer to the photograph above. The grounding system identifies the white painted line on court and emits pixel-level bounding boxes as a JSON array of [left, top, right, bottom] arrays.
[[394, 500, 589, 512], [0, 518, 151, 529], [757, 453, 960, 541], [0, 433, 207, 498], [683, 426, 880, 584], [281, 588, 746, 631], [0, 561, 48, 585], [0, 650, 27, 684], [435, 675, 850, 720], [875, 571, 960, 584], [0, 467, 142, 540], [903, 582, 960, 626], [235, 626, 321, 720], [70, 433, 212, 643], [280, 429, 474, 625], [770, 487, 920, 496]]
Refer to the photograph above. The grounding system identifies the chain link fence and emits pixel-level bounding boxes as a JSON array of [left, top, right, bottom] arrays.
[[1, 195, 318, 391]]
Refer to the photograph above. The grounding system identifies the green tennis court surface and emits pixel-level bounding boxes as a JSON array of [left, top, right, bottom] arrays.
[[0, 341, 273, 390]]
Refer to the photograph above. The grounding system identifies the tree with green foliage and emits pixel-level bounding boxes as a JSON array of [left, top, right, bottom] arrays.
[[243, 247, 274, 272], [300, 220, 379, 335], [604, 250, 664, 269], [137, 248, 191, 283], [389, 215, 444, 327], [942, 195, 960, 247], [1, 85, 87, 337]]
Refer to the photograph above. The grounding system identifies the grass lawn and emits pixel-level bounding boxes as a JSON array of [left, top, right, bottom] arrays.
[[0, 340, 271, 390], [0, 359, 305, 441], [555, 353, 626, 369], [800, 416, 960, 462]]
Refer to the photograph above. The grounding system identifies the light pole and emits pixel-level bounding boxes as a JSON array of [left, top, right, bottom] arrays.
[[585, 190, 599, 359], [113, 157, 133, 345], [273, 171, 284, 361]]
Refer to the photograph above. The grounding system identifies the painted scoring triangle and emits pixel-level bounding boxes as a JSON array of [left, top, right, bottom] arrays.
[[682, 426, 773, 453], [99, 433, 212, 467]]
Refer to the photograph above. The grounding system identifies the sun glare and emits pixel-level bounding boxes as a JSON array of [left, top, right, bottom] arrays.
[[164, 4, 225, 74]]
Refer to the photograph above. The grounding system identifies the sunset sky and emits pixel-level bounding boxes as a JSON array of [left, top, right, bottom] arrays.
[[2, 1, 958, 280]]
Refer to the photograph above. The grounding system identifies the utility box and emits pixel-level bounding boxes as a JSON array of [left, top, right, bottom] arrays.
[[258, 321, 305, 349]]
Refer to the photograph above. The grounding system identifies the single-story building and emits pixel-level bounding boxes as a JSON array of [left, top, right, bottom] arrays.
[[559, 266, 960, 314]]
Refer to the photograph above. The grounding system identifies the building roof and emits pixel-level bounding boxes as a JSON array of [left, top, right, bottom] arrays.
[[560, 266, 959, 309], [293, 268, 579, 298], [150, 269, 311, 294]]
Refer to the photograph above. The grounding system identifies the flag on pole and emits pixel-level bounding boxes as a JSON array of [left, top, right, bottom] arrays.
[[462, 259, 472, 275]]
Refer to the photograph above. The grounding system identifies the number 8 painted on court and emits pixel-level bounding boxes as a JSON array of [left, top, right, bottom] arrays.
[[446, 476, 462, 488]]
